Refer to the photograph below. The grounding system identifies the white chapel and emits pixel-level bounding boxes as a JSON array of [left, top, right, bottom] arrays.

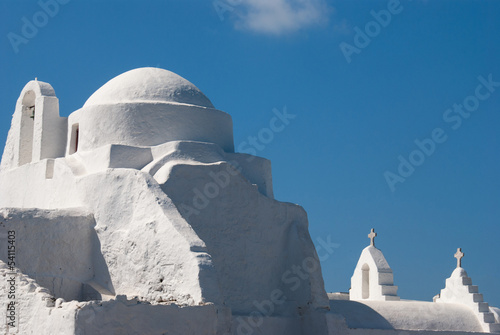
[[0, 67, 498, 334]]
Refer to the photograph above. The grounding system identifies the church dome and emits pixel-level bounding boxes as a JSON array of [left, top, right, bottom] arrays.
[[69, 67, 234, 153], [83, 67, 214, 108]]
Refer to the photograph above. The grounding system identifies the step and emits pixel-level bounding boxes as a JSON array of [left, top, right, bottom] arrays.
[[479, 312, 495, 324], [477, 302, 491, 313], [378, 272, 395, 285], [468, 285, 479, 293], [472, 293, 484, 303], [382, 295, 400, 301], [461, 277, 473, 285], [381, 285, 398, 296], [485, 323, 500, 333]]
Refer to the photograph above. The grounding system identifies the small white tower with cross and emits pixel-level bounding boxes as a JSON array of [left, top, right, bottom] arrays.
[[436, 248, 500, 332], [349, 229, 399, 301]]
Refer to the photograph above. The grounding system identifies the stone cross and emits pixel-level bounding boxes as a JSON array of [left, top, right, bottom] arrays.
[[368, 228, 377, 247], [454, 248, 464, 268]]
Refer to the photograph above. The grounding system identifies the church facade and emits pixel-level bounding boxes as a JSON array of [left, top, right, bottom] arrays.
[[0, 68, 498, 334]]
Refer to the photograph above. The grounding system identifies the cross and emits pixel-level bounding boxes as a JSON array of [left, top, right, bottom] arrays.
[[454, 248, 464, 268], [368, 228, 377, 247]]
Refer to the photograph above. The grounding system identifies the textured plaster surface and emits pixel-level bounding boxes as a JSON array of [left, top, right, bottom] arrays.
[[1, 68, 498, 334]]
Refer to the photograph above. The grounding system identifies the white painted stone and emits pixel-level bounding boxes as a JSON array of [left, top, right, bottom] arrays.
[[0, 208, 96, 301], [1, 67, 498, 334], [329, 300, 485, 332], [0, 68, 329, 334], [349, 245, 400, 301], [0, 80, 67, 171], [68, 68, 234, 154], [83, 67, 214, 108], [436, 267, 500, 332], [491, 307, 500, 323]]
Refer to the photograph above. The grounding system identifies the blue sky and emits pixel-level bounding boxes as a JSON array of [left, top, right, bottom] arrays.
[[1, 0, 499, 306]]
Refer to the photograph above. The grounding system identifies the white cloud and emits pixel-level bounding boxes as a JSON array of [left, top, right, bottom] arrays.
[[232, 0, 330, 35]]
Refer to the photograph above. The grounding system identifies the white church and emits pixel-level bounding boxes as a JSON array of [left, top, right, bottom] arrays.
[[0, 67, 499, 334]]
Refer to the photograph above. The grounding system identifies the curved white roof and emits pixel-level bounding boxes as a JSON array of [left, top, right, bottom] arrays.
[[83, 67, 214, 108], [330, 300, 484, 332], [19, 80, 56, 99]]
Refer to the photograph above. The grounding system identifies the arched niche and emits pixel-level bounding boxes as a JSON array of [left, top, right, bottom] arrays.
[[361, 263, 370, 299], [18, 90, 36, 166], [0, 79, 67, 172]]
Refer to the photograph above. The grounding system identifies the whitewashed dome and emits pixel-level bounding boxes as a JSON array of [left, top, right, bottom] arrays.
[[83, 67, 215, 108], [68, 67, 234, 153]]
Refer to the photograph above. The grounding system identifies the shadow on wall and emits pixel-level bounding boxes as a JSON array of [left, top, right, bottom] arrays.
[[162, 161, 325, 316], [0, 208, 114, 302], [329, 300, 394, 330], [84, 226, 115, 300]]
